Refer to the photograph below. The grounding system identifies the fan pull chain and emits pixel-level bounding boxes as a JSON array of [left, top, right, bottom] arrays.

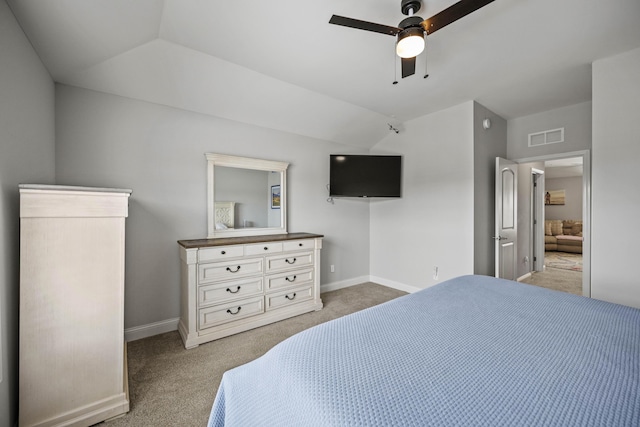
[[423, 36, 429, 79], [393, 48, 398, 85]]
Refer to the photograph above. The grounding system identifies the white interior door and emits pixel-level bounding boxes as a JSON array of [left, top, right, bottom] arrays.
[[495, 157, 518, 280]]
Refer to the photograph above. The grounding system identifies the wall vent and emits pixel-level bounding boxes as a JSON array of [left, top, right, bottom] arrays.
[[528, 128, 564, 147]]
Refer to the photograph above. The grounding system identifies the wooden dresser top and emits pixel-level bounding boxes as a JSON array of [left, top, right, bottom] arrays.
[[178, 232, 323, 249]]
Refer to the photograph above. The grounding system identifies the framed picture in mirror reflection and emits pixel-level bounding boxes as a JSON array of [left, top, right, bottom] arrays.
[[271, 185, 281, 209]]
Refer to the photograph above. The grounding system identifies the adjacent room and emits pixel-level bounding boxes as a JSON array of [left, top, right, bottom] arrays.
[[2, 1, 640, 426], [521, 156, 585, 295]]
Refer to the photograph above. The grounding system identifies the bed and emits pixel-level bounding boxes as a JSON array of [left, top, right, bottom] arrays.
[[214, 201, 235, 229], [208, 275, 640, 426]]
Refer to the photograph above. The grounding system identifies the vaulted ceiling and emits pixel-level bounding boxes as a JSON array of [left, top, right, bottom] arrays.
[[7, 0, 640, 148]]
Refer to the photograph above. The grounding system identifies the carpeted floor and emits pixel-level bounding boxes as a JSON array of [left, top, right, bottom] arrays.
[[520, 267, 582, 296], [544, 251, 583, 272], [519, 251, 583, 296], [103, 282, 407, 426]]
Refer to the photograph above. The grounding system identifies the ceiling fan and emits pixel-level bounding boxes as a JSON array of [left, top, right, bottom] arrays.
[[329, 0, 494, 79]]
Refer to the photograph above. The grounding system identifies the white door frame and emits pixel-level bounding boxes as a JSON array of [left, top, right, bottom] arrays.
[[514, 150, 591, 297], [531, 168, 545, 272]]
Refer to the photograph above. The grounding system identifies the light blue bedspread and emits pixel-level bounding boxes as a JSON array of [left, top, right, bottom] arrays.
[[208, 275, 640, 426]]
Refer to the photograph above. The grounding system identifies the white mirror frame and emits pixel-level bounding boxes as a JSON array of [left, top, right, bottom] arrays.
[[206, 153, 289, 238]]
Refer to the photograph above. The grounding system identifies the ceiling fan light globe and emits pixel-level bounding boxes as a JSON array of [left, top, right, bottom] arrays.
[[396, 29, 424, 58]]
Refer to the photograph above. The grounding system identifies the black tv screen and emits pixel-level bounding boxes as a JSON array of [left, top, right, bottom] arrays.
[[330, 155, 402, 198]]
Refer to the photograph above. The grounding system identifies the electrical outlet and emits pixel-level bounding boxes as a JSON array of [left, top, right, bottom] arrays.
[[433, 266, 439, 280], [330, 265, 335, 273]]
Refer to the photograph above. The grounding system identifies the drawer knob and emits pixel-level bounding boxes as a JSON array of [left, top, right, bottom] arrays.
[[263, 246, 269, 251], [285, 293, 297, 301], [226, 266, 241, 273], [226, 286, 241, 294], [226, 307, 242, 315], [285, 275, 297, 282], [285, 258, 297, 264], [298, 243, 303, 247], [221, 250, 226, 255]]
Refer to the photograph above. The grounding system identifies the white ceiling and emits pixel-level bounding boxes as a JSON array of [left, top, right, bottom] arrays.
[[7, 0, 640, 148], [545, 156, 583, 179]]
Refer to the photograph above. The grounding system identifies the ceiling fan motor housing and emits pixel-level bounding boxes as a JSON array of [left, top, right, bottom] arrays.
[[399, 15, 424, 30], [401, 0, 422, 15]]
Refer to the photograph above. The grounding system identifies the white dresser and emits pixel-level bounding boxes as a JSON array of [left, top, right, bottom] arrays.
[[178, 233, 323, 348], [19, 185, 131, 427]]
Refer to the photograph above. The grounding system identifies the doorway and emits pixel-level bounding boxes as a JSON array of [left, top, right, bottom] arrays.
[[515, 150, 591, 297]]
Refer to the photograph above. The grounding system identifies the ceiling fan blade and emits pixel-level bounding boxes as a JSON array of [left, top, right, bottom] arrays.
[[329, 15, 401, 36], [401, 57, 416, 78], [421, 0, 494, 35]]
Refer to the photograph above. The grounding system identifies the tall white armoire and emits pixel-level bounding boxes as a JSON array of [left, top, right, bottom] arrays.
[[19, 185, 132, 427]]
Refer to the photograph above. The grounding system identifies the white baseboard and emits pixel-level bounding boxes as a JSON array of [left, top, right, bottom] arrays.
[[320, 275, 370, 293], [517, 272, 532, 282], [369, 276, 422, 294], [125, 318, 180, 342], [320, 275, 421, 294]]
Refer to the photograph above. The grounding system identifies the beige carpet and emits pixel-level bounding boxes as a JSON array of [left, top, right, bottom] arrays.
[[544, 251, 583, 272], [103, 283, 407, 426], [520, 267, 582, 296]]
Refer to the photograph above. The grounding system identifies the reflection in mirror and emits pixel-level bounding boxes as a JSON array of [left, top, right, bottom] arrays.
[[206, 153, 288, 238], [215, 167, 282, 229]]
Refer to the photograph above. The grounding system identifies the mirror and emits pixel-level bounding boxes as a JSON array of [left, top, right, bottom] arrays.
[[206, 153, 288, 238]]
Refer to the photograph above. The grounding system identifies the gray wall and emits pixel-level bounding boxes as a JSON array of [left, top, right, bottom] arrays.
[[54, 84, 371, 330], [592, 47, 640, 308], [545, 176, 583, 221], [368, 101, 506, 289], [473, 102, 507, 277], [369, 102, 475, 289], [0, 2, 56, 425], [508, 101, 592, 160]]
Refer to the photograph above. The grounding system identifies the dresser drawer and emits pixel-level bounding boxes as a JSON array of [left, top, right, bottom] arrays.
[[245, 242, 283, 256], [266, 268, 314, 291], [199, 296, 264, 330], [198, 258, 263, 284], [266, 285, 313, 311], [199, 277, 264, 307], [266, 251, 313, 272], [283, 239, 315, 252], [199, 245, 244, 262]]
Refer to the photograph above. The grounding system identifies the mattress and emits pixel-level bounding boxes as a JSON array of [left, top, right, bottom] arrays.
[[208, 275, 640, 426]]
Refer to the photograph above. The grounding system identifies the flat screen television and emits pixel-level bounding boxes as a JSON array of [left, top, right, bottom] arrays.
[[329, 154, 402, 198]]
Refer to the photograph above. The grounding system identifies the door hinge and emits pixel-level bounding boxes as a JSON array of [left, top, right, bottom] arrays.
[[534, 256, 537, 262]]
